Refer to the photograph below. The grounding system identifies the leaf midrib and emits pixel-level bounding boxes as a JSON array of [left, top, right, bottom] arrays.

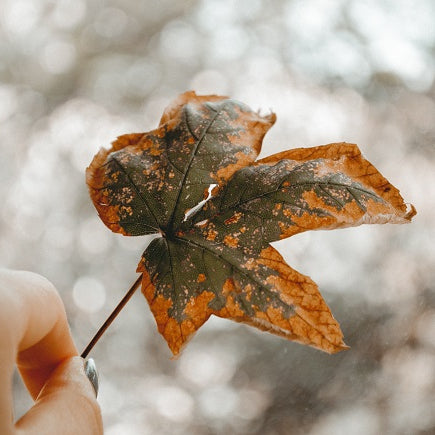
[[166, 106, 221, 234], [217, 179, 381, 216]]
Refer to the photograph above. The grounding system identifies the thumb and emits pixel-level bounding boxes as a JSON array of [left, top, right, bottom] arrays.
[[15, 356, 103, 435]]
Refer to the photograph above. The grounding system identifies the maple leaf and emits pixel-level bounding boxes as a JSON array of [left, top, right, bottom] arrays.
[[86, 91, 416, 357]]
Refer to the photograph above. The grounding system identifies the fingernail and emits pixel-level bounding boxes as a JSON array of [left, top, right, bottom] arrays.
[[84, 358, 99, 397]]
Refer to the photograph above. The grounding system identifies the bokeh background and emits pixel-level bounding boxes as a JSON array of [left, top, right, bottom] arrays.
[[1, 0, 434, 434]]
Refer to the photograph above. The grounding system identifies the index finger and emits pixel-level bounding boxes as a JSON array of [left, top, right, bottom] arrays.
[[0, 269, 78, 399]]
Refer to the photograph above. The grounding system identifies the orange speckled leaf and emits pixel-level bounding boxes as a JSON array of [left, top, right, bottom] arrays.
[[86, 91, 275, 236], [137, 236, 346, 356], [87, 93, 416, 357], [192, 142, 415, 246]]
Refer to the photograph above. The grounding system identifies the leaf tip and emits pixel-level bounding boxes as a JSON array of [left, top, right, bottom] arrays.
[[330, 341, 350, 354], [264, 110, 277, 126], [404, 203, 417, 221]]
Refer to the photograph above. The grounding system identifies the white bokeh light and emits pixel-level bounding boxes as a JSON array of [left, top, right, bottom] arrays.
[[51, 0, 87, 29], [178, 346, 238, 387], [154, 386, 194, 422], [73, 276, 106, 313], [40, 40, 77, 74], [198, 385, 238, 419], [1, 0, 42, 38]]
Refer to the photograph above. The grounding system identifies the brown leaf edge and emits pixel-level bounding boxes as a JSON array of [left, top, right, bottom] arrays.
[[86, 133, 146, 235]]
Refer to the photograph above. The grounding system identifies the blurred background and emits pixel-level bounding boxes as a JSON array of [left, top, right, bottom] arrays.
[[1, 0, 434, 433]]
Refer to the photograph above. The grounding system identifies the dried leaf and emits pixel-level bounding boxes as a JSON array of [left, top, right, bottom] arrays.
[[87, 91, 416, 356]]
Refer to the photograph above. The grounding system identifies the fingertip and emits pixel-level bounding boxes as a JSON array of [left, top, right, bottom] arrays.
[[16, 357, 103, 435], [37, 356, 98, 401]]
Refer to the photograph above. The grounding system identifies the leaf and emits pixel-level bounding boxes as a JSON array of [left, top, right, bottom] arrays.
[[138, 238, 347, 355], [189, 142, 415, 246], [87, 91, 275, 236], [87, 91, 416, 356]]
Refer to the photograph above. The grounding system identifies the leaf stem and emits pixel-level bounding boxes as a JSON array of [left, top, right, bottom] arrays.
[[81, 274, 143, 359]]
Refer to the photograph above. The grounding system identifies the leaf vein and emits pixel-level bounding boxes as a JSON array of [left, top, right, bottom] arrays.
[[110, 156, 160, 230], [167, 108, 222, 232]]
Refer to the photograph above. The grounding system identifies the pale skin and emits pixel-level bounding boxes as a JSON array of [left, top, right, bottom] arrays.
[[0, 269, 103, 434]]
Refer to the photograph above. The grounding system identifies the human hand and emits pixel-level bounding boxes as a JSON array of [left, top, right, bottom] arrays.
[[0, 269, 103, 434]]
